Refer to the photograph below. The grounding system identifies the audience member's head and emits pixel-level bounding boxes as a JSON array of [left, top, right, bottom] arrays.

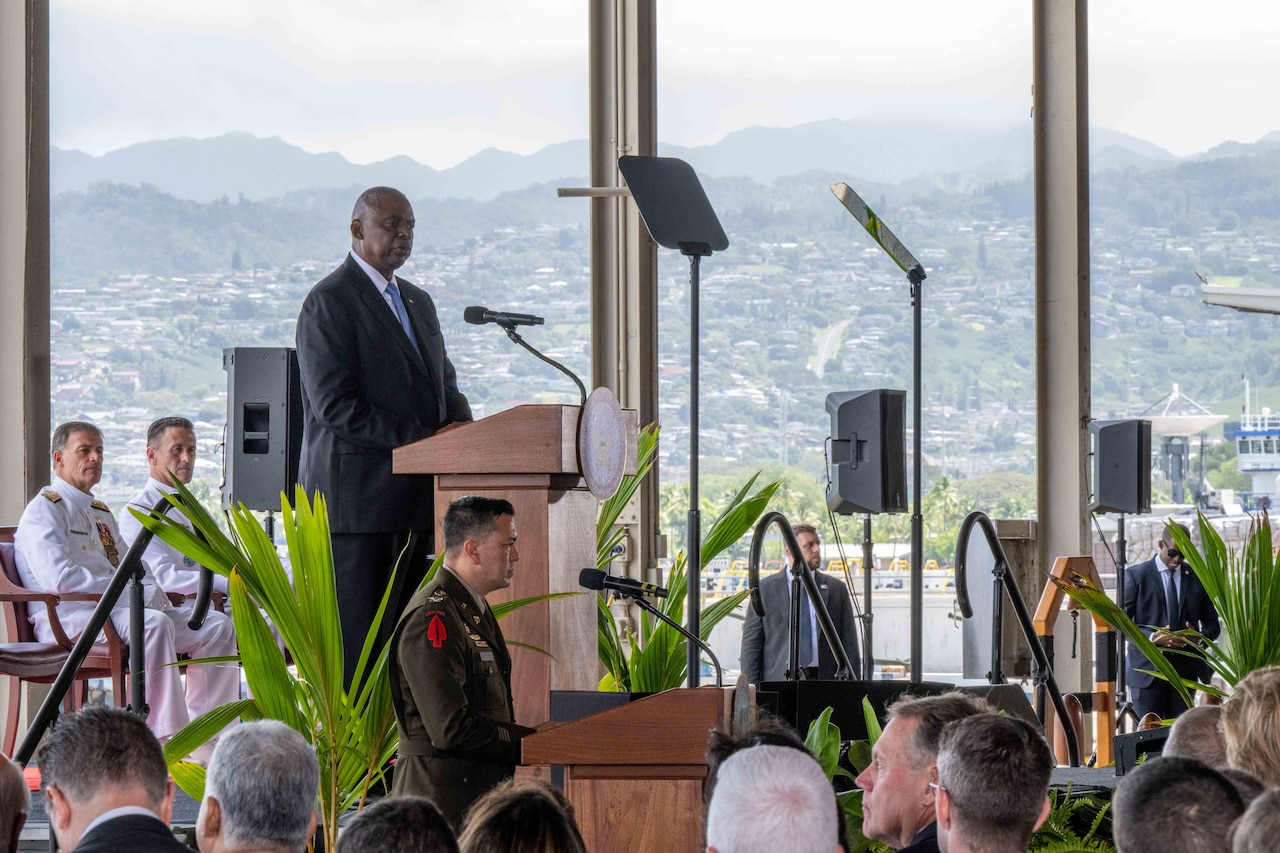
[[854, 691, 990, 849], [705, 715, 849, 853], [1219, 767, 1267, 807], [705, 745, 839, 853], [196, 720, 320, 853], [458, 779, 586, 853], [337, 796, 458, 853], [1164, 705, 1227, 768], [1112, 756, 1244, 853], [934, 714, 1053, 853], [36, 706, 174, 852], [0, 755, 30, 853], [1231, 788, 1280, 853], [1221, 665, 1280, 787]]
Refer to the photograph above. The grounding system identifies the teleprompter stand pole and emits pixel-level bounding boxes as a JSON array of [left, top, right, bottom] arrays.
[[830, 181, 927, 682], [617, 155, 728, 687]]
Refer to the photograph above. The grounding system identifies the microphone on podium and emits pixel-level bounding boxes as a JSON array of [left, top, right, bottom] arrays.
[[463, 306, 545, 328], [579, 568, 670, 599]]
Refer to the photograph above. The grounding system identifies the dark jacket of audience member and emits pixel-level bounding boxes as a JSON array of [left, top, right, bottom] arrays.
[[458, 779, 586, 853], [337, 796, 459, 853], [1112, 756, 1244, 853]]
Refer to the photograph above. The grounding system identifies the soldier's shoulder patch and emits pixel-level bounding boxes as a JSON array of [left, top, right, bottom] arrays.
[[427, 587, 448, 603], [41, 490, 62, 504], [90, 499, 110, 512]]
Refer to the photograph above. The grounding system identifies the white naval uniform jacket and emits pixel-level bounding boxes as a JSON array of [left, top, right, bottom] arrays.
[[14, 476, 169, 642]]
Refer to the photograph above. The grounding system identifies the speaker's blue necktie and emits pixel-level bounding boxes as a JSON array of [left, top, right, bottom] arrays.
[[385, 280, 422, 358]]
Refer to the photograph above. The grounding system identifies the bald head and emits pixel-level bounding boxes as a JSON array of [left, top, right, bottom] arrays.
[[350, 187, 414, 279]]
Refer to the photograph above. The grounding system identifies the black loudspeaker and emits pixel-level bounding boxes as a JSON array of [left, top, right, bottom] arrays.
[[1091, 419, 1152, 514], [223, 347, 302, 512], [825, 389, 907, 515]]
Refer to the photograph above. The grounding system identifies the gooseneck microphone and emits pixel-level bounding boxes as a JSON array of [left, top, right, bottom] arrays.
[[463, 306, 545, 328], [579, 567, 724, 687], [579, 568, 670, 599], [463, 306, 586, 404]]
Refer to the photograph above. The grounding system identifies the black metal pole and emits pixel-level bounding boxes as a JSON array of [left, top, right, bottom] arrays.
[[789, 572, 804, 679], [990, 568, 1005, 684], [1114, 513, 1136, 728], [128, 567, 147, 716], [686, 252, 703, 687], [909, 267, 925, 682], [861, 513, 874, 680], [15, 496, 174, 766]]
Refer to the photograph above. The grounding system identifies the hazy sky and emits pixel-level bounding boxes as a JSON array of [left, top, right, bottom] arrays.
[[50, 0, 1280, 168]]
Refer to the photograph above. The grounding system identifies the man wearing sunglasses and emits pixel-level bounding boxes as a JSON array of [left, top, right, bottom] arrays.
[[1123, 522, 1220, 719]]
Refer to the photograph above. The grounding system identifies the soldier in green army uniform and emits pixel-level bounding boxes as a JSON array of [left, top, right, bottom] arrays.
[[389, 495, 534, 829]]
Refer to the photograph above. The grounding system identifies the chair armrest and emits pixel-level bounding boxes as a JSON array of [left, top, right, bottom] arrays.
[[167, 592, 186, 608]]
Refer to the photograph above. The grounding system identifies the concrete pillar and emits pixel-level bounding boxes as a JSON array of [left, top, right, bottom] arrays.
[[0, 0, 51, 517], [588, 0, 661, 578], [1033, 0, 1091, 692], [0, 0, 51, 755]]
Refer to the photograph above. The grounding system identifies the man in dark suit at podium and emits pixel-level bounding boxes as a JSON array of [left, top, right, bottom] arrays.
[[740, 522, 860, 683], [1122, 521, 1220, 719], [296, 186, 472, 685]]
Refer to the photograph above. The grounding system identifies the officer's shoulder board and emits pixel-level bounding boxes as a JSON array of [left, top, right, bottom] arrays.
[[90, 499, 111, 512], [41, 490, 62, 504], [427, 587, 449, 604]]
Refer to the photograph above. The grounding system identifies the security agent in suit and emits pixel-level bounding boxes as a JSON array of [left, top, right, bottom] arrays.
[[296, 186, 472, 686], [740, 523, 861, 683], [389, 496, 534, 830], [37, 706, 191, 853], [1123, 521, 1220, 719]]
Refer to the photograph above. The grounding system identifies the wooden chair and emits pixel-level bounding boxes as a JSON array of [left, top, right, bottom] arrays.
[[0, 526, 125, 757]]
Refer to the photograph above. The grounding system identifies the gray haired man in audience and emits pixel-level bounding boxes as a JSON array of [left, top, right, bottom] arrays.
[[934, 714, 1053, 853], [705, 745, 842, 853], [855, 692, 990, 853], [196, 720, 320, 853], [1112, 756, 1244, 853]]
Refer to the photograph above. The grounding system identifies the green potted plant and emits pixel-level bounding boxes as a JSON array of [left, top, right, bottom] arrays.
[[1054, 510, 1280, 706]]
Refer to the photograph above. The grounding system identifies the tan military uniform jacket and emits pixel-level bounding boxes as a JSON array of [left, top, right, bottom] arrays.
[[389, 567, 531, 829]]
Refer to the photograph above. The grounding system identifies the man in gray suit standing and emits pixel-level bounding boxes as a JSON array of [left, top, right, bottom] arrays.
[[740, 522, 861, 683]]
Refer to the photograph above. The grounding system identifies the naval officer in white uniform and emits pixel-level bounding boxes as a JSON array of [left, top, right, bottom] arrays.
[[14, 421, 239, 744], [118, 417, 231, 611]]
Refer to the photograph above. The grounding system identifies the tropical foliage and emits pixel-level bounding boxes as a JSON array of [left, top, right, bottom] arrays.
[[132, 483, 401, 852], [136, 485, 568, 848], [1055, 510, 1280, 705], [595, 430, 780, 691]]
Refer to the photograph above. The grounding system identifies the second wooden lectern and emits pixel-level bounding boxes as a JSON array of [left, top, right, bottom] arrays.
[[523, 687, 735, 852], [393, 403, 636, 725]]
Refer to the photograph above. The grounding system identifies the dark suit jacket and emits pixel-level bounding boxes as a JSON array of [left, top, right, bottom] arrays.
[[1122, 556, 1220, 687], [900, 821, 940, 853], [73, 814, 193, 853], [740, 568, 861, 683], [296, 254, 471, 534]]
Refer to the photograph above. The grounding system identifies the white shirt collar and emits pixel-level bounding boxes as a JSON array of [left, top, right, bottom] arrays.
[[349, 249, 395, 291], [81, 805, 164, 839], [148, 477, 177, 494], [52, 476, 95, 509]]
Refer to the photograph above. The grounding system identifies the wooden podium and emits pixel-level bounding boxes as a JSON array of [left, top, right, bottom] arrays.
[[522, 687, 735, 852], [393, 404, 636, 725]]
